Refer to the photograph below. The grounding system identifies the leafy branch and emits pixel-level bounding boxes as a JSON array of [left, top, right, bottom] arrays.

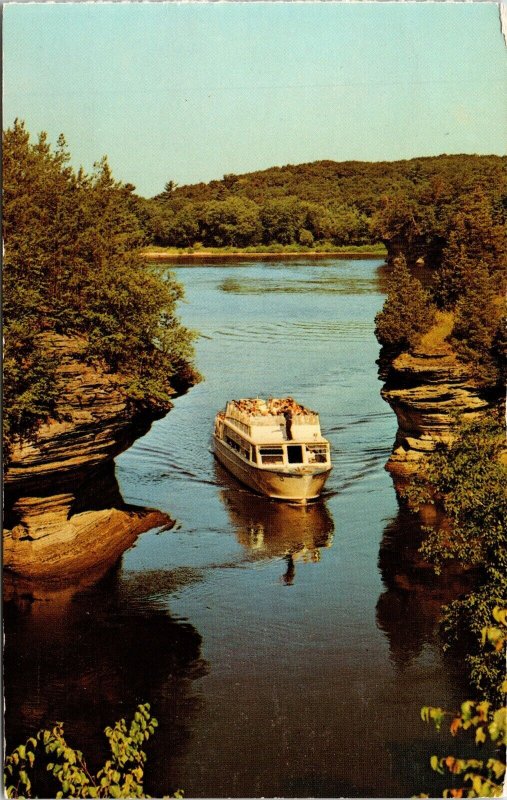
[[4, 703, 182, 799], [419, 608, 506, 798]]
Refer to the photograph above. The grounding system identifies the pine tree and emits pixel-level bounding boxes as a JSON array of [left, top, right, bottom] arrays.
[[375, 254, 435, 350], [450, 262, 504, 385], [432, 188, 507, 309]]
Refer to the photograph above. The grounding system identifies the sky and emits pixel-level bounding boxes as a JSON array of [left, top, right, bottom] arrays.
[[3, 2, 507, 197]]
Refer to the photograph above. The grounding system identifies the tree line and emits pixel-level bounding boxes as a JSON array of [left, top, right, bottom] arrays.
[[136, 154, 506, 253]]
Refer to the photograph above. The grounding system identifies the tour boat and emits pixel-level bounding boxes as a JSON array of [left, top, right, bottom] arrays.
[[213, 397, 332, 503]]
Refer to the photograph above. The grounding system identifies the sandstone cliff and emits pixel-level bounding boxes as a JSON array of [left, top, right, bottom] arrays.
[[5, 334, 170, 487], [380, 340, 491, 489], [4, 334, 175, 582]]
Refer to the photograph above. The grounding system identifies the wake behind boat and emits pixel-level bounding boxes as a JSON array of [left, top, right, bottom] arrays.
[[213, 397, 332, 503]]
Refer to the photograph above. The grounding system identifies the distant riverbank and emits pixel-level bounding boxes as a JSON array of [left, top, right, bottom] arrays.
[[143, 244, 387, 262]]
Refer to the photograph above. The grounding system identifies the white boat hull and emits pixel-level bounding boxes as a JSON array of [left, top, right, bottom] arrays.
[[213, 435, 331, 503]]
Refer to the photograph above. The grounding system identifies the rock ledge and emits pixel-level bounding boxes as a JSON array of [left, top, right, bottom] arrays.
[[380, 345, 491, 487], [4, 334, 175, 581]]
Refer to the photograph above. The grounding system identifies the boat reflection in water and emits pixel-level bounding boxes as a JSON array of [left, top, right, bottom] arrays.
[[215, 461, 334, 584]]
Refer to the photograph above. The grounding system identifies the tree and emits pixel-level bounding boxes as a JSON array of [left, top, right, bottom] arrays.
[[329, 204, 370, 246], [450, 263, 504, 386], [298, 228, 314, 247], [156, 180, 179, 202], [164, 207, 199, 247], [374, 255, 435, 350], [432, 189, 507, 310], [202, 197, 262, 247], [303, 202, 336, 241], [259, 198, 306, 245], [431, 220, 474, 310], [370, 192, 439, 265], [2, 121, 200, 456]]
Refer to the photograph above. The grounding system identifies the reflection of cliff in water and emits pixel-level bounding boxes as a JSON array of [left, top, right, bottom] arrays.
[[4, 563, 207, 797], [376, 506, 476, 670], [215, 462, 334, 584]]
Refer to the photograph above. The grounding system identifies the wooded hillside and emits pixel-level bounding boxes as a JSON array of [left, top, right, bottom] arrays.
[[138, 154, 506, 258]]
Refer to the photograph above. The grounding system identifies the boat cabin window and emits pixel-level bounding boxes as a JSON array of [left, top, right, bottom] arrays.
[[224, 426, 250, 460], [306, 444, 328, 463], [259, 447, 284, 465], [287, 445, 304, 464]]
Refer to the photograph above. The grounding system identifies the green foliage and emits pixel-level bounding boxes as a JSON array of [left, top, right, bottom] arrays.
[[3, 120, 200, 455], [430, 186, 506, 311], [449, 264, 504, 386], [298, 228, 314, 248], [441, 582, 507, 701], [259, 198, 306, 245], [403, 416, 507, 698], [370, 191, 439, 264], [374, 254, 436, 350], [405, 416, 506, 574], [202, 197, 262, 247], [2, 328, 61, 457], [419, 608, 506, 798], [4, 703, 182, 799], [146, 154, 506, 256], [426, 186, 507, 385]]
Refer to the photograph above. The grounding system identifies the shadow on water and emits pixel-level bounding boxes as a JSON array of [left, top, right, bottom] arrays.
[[3, 560, 208, 797], [376, 505, 476, 672], [374, 505, 482, 798], [214, 460, 334, 584], [219, 273, 379, 296]]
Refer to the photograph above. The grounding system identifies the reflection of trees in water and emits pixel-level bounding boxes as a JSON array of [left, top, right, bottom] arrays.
[[376, 506, 476, 669], [215, 462, 334, 584], [4, 563, 207, 798]]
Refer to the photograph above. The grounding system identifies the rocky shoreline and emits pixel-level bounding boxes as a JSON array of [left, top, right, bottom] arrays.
[[4, 334, 175, 583]]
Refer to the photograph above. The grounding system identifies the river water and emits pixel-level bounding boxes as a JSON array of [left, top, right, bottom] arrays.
[[4, 258, 470, 797]]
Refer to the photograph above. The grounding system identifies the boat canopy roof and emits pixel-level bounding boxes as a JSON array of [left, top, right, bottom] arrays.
[[222, 398, 326, 444]]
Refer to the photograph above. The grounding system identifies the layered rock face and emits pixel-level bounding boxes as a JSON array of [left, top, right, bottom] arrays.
[[380, 344, 491, 488], [4, 334, 173, 582], [5, 334, 167, 487]]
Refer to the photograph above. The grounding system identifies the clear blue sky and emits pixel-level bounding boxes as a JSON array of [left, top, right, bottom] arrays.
[[4, 2, 506, 197]]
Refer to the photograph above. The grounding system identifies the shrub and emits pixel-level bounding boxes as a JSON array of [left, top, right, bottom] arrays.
[[3, 704, 182, 799]]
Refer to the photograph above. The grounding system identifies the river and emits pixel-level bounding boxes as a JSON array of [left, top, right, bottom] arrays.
[[4, 258, 469, 797]]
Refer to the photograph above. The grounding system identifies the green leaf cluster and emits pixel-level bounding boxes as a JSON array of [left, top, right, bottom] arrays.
[[370, 177, 505, 384], [4, 703, 181, 799], [431, 188, 506, 386], [419, 608, 507, 798]]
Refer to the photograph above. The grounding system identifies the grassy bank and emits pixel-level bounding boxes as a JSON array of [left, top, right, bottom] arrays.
[[142, 243, 387, 261]]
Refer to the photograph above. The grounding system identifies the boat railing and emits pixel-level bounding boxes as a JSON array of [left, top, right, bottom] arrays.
[[291, 414, 319, 425], [225, 404, 285, 427]]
